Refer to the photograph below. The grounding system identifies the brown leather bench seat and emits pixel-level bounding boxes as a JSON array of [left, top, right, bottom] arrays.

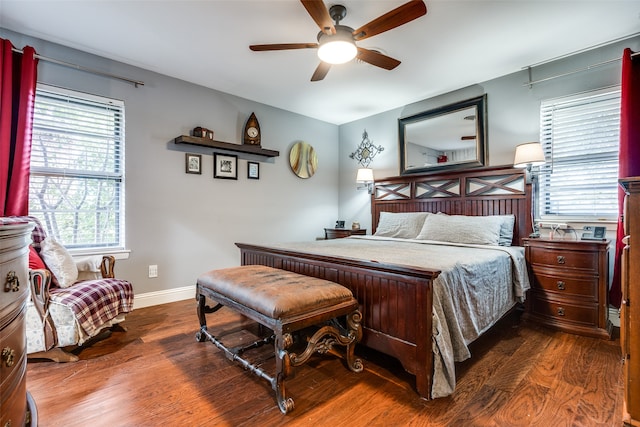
[[195, 265, 363, 414]]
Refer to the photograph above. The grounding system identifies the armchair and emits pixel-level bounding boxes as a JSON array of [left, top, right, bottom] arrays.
[[7, 216, 134, 362]]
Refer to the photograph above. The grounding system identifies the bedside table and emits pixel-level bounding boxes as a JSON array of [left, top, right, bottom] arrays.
[[324, 228, 366, 239], [522, 238, 612, 339]]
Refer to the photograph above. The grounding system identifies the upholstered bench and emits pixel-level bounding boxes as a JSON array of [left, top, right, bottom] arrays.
[[195, 265, 363, 414]]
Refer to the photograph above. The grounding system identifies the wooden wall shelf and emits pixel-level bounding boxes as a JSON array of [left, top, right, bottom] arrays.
[[174, 135, 279, 158]]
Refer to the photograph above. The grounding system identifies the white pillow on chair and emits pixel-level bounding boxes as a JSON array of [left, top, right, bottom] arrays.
[[39, 237, 78, 288], [75, 255, 103, 281]]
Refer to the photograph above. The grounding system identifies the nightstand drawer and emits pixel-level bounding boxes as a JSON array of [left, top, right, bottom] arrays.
[[531, 297, 598, 327], [530, 269, 598, 300], [528, 246, 599, 273], [324, 228, 366, 239]]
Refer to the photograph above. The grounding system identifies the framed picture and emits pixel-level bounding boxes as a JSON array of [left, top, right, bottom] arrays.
[[248, 161, 260, 180], [185, 153, 202, 174], [214, 153, 238, 180]]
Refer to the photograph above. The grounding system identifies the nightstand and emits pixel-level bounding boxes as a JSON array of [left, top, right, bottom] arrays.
[[324, 228, 366, 240], [522, 238, 612, 339]]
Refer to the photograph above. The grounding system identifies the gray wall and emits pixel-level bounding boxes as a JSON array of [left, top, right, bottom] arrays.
[[3, 27, 639, 303], [1, 29, 340, 299], [338, 36, 640, 233]]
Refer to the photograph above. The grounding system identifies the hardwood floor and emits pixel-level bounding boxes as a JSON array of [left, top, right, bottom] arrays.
[[26, 299, 624, 427]]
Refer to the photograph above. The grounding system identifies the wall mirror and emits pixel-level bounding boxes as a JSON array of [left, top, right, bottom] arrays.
[[399, 95, 487, 175]]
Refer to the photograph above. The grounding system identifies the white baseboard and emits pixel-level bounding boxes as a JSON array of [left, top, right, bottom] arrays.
[[133, 285, 196, 309]]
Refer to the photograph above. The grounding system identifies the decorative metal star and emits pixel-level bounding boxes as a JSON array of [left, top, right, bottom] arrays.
[[349, 130, 384, 168]]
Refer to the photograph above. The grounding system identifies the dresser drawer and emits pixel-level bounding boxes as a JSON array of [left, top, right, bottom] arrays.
[[0, 367, 27, 427], [0, 308, 26, 388], [0, 244, 30, 329], [530, 296, 598, 327], [530, 268, 598, 301], [528, 246, 599, 273]]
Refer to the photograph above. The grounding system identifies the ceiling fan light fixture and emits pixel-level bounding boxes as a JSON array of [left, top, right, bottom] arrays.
[[317, 26, 357, 64]]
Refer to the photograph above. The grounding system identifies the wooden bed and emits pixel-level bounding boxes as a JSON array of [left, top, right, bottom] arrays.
[[236, 165, 532, 398]]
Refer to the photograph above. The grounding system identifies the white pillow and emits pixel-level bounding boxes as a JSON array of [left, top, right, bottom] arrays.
[[416, 214, 503, 245], [374, 212, 430, 239], [39, 237, 78, 288]]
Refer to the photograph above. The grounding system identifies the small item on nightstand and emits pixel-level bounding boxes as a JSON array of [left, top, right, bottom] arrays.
[[335, 220, 345, 229], [352, 221, 360, 230], [581, 225, 606, 241]]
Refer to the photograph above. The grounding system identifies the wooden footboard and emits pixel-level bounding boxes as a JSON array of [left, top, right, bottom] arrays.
[[236, 242, 439, 398]]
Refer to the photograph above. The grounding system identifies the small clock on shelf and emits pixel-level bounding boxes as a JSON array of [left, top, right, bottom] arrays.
[[243, 112, 261, 146]]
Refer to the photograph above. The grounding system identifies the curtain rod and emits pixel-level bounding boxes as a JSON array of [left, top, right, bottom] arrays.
[[11, 47, 144, 88], [523, 50, 639, 88]]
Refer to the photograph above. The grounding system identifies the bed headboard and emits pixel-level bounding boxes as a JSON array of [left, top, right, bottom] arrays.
[[371, 165, 532, 245]]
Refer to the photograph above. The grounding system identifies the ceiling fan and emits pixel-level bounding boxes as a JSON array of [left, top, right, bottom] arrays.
[[249, 0, 427, 81]]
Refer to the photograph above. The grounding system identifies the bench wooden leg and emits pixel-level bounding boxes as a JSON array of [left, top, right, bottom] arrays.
[[288, 310, 363, 373], [274, 333, 295, 414], [345, 310, 364, 373], [195, 293, 223, 342]]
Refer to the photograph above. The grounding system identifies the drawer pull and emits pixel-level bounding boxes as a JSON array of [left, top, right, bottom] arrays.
[[556, 256, 566, 265], [1, 347, 15, 367], [557, 307, 565, 316], [4, 270, 19, 292], [557, 281, 566, 290], [4, 420, 11, 427]]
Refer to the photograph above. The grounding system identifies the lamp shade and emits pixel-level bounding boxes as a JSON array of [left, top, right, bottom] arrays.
[[356, 168, 374, 182], [513, 142, 546, 168], [317, 26, 357, 65]]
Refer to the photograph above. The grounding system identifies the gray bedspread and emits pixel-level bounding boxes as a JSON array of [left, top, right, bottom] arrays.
[[266, 235, 530, 398]]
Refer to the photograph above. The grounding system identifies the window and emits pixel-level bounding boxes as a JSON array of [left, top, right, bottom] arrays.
[[538, 88, 620, 220], [29, 85, 125, 251]]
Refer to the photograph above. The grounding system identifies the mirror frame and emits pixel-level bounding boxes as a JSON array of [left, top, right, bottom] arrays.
[[399, 94, 488, 175]]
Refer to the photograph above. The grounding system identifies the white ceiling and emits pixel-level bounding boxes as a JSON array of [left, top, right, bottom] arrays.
[[1, 1, 639, 125]]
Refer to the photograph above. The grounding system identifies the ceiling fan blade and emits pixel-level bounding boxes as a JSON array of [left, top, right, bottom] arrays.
[[250, 43, 318, 51], [301, 0, 336, 35], [353, 0, 427, 41], [356, 48, 401, 70], [311, 62, 331, 81]]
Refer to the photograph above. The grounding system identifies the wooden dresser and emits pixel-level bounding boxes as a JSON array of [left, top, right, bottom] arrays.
[[1, 221, 36, 426], [620, 177, 640, 427], [523, 238, 612, 339]]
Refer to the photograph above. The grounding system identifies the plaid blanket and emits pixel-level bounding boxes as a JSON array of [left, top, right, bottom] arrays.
[[49, 277, 134, 340]]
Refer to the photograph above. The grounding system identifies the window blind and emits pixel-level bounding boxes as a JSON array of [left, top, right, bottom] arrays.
[[538, 88, 620, 220], [29, 85, 125, 249]]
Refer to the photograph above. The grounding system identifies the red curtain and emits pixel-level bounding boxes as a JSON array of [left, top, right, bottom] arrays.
[[0, 38, 38, 216], [611, 48, 640, 307]]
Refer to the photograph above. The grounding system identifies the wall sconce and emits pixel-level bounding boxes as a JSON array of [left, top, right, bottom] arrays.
[[356, 168, 374, 194], [513, 141, 545, 184], [514, 141, 546, 237]]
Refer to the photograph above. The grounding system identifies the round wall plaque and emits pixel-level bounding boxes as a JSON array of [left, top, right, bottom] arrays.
[[289, 141, 317, 179]]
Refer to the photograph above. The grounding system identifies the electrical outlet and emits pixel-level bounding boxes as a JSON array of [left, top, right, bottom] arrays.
[[148, 264, 158, 278]]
